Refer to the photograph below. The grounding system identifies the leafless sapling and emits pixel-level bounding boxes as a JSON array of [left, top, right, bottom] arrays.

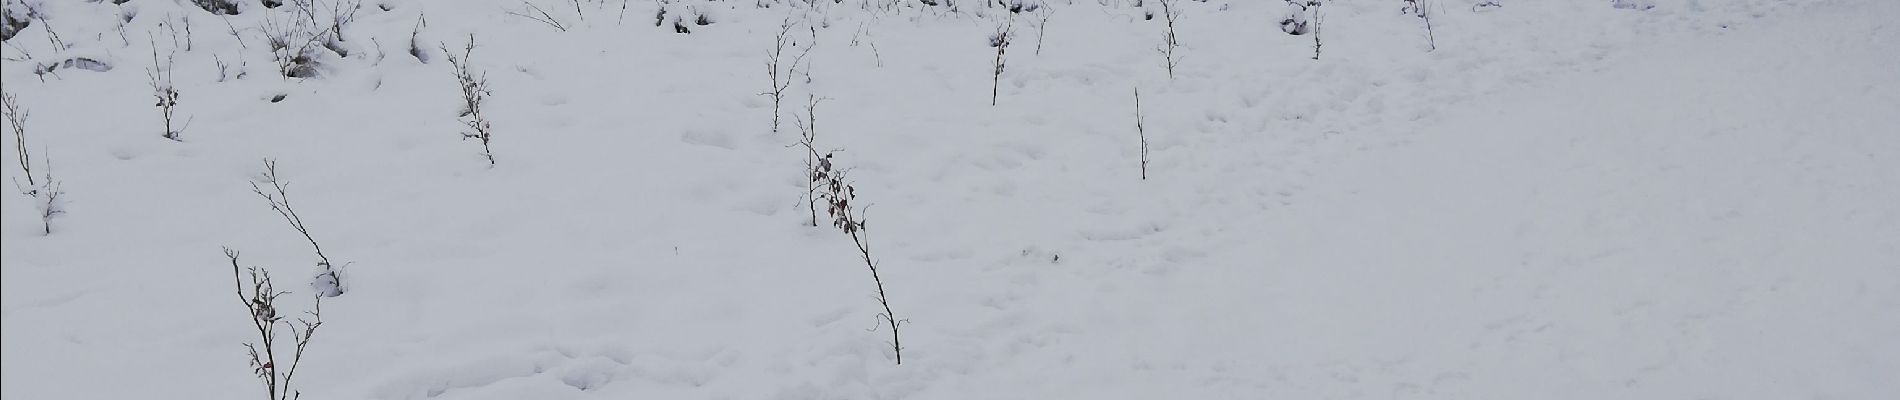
[[147, 38, 184, 141], [251, 159, 344, 297], [808, 148, 907, 365], [1157, 0, 1181, 79], [443, 36, 496, 165], [763, 19, 813, 133], [793, 94, 825, 227], [4, 92, 60, 235], [1134, 86, 1147, 180], [226, 248, 324, 400], [989, 19, 1014, 106]]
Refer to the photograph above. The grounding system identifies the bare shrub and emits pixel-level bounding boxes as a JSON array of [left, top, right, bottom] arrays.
[[261, 0, 360, 78], [226, 248, 324, 400], [4, 92, 61, 235], [147, 39, 184, 141], [443, 36, 496, 165]]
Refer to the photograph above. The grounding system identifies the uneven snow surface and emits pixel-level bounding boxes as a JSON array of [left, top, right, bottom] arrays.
[[3, 0, 1896, 399]]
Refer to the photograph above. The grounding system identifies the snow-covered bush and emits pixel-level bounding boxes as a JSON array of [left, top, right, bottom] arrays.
[[189, 0, 240, 16], [262, 0, 361, 78], [0, 0, 30, 42], [1279, 0, 1316, 35]]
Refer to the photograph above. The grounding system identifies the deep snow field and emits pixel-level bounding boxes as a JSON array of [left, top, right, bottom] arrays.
[[3, 0, 1897, 399]]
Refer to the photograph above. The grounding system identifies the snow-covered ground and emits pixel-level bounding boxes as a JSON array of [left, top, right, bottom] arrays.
[[3, 0, 1896, 399]]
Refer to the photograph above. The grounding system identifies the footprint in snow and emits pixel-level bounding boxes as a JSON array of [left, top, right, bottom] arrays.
[[680, 129, 736, 150]]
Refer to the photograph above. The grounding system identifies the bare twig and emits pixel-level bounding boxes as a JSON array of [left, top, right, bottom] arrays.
[[1134, 86, 1147, 180], [1032, 5, 1054, 55], [990, 19, 1014, 106], [250, 159, 344, 297], [793, 94, 826, 226], [763, 19, 814, 133], [3, 92, 32, 188], [1311, 1, 1322, 60], [506, 0, 571, 32], [1414, 0, 1437, 51], [3, 91, 60, 234], [442, 36, 496, 165], [35, 12, 64, 51], [1157, 0, 1182, 79]]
